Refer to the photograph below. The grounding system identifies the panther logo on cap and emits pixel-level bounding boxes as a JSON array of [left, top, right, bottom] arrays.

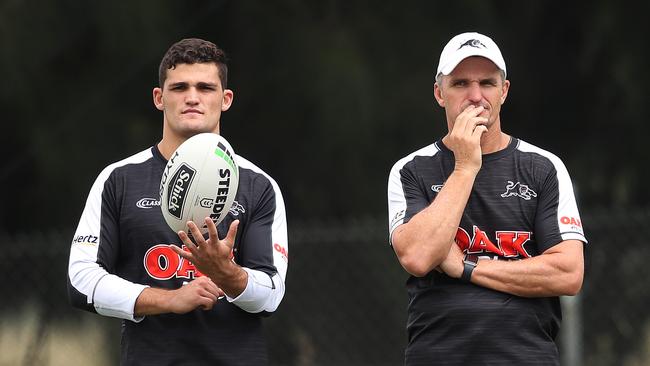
[[458, 39, 487, 50]]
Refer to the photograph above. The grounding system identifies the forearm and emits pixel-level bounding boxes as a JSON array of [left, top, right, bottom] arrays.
[[471, 243, 584, 297], [393, 169, 477, 275], [134, 287, 173, 316]]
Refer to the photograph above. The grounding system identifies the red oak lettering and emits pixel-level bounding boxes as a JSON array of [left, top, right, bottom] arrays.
[[144, 244, 204, 280], [273, 243, 288, 259], [468, 226, 502, 255], [144, 245, 180, 280], [560, 216, 582, 227], [176, 246, 205, 279], [454, 227, 532, 258], [496, 231, 532, 258], [454, 228, 471, 251]]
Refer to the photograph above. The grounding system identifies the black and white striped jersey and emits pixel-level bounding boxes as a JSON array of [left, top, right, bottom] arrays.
[[387, 137, 586, 365], [68, 145, 288, 366]]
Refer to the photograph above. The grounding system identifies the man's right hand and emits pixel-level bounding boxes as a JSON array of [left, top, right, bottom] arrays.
[[444, 105, 488, 174], [134, 276, 224, 316], [166, 276, 224, 313]]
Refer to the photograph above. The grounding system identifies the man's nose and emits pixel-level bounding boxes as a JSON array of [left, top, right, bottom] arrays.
[[185, 87, 199, 104], [467, 82, 482, 102]]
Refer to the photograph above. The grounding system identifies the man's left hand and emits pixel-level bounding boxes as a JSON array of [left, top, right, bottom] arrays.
[[171, 218, 246, 297]]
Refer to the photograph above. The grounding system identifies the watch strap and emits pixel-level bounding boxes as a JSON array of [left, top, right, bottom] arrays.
[[461, 254, 478, 283]]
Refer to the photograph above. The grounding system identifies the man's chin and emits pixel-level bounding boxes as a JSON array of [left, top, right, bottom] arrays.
[[179, 125, 219, 138]]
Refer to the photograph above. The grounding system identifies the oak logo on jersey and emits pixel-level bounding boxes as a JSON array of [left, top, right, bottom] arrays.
[[560, 216, 584, 235], [501, 181, 537, 200], [144, 244, 236, 281], [166, 163, 196, 219], [560, 216, 582, 228], [144, 244, 205, 280], [455, 226, 532, 258], [274, 243, 288, 262], [136, 198, 161, 209]]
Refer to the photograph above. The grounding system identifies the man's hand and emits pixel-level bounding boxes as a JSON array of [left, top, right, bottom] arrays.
[[166, 276, 224, 313], [134, 276, 224, 316], [171, 218, 248, 298], [438, 243, 465, 279], [445, 105, 488, 174]]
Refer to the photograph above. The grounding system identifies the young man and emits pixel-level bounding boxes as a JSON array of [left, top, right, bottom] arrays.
[[387, 32, 586, 365], [68, 38, 288, 365]]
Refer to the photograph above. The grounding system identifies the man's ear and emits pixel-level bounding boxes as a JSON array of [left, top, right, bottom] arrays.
[[221, 89, 234, 112], [153, 87, 164, 111], [500, 80, 510, 105], [434, 83, 445, 108]]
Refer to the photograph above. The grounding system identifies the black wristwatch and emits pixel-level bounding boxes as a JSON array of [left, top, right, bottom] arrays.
[[461, 254, 478, 283]]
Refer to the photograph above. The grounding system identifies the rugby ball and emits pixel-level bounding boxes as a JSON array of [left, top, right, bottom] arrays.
[[160, 133, 239, 235]]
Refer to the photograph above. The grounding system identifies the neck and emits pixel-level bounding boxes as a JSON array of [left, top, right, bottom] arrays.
[[480, 129, 510, 154], [157, 137, 183, 160]]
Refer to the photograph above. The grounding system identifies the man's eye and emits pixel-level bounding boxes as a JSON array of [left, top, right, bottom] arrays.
[[452, 81, 467, 87]]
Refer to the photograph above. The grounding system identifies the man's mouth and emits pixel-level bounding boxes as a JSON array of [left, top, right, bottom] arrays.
[[183, 109, 203, 115]]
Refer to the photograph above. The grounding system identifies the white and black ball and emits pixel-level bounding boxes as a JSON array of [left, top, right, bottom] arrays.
[[160, 133, 239, 235]]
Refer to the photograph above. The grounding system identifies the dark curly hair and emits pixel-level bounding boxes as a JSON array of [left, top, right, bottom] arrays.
[[158, 38, 228, 88]]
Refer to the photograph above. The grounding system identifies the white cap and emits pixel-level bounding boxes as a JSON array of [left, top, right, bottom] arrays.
[[436, 32, 506, 78]]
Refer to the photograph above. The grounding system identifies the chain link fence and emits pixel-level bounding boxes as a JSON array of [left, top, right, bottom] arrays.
[[1, 208, 649, 365]]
